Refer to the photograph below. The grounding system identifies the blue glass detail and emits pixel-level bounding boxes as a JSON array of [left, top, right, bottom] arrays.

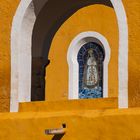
[[79, 87, 102, 99], [77, 42, 105, 99]]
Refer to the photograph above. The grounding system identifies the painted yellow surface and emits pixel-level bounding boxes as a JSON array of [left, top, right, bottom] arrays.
[[46, 5, 119, 100], [19, 98, 118, 112], [0, 0, 140, 111], [0, 0, 20, 112], [122, 0, 140, 107], [0, 108, 140, 140], [0, 1, 140, 139]]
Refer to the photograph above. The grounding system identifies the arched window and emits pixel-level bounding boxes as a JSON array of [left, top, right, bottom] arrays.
[[77, 42, 105, 99], [67, 31, 111, 99]]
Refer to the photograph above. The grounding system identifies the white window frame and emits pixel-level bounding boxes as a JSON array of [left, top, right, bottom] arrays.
[[67, 31, 110, 99]]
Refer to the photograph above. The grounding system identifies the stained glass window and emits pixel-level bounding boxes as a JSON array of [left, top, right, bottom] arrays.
[[77, 42, 105, 99]]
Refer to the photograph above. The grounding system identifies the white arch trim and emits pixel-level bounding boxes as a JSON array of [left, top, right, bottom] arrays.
[[67, 31, 110, 99], [10, 0, 36, 112], [10, 0, 128, 112], [111, 0, 128, 108], [67, 0, 128, 108]]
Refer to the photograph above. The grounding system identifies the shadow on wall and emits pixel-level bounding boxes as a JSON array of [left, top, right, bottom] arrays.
[[52, 134, 64, 140], [31, 0, 113, 101]]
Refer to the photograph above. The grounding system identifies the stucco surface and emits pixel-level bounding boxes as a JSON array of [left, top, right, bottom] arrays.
[[0, 0, 140, 139], [0, 0, 20, 112], [0, 0, 140, 112], [19, 98, 118, 112], [46, 5, 119, 100], [122, 0, 140, 107], [0, 108, 140, 140]]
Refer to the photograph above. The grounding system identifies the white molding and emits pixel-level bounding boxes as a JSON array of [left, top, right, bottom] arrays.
[[10, 0, 36, 112], [110, 0, 128, 108], [10, 0, 128, 112], [67, 31, 110, 99], [67, 0, 129, 108]]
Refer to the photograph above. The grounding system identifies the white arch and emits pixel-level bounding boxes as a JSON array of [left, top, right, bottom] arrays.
[[111, 0, 128, 108], [10, 0, 128, 112], [10, 0, 36, 112], [67, 0, 128, 108], [67, 31, 110, 99]]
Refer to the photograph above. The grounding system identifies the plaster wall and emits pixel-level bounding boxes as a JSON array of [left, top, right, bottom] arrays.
[[122, 0, 140, 107], [0, 108, 140, 139], [46, 5, 119, 100], [0, 0, 140, 112], [19, 98, 118, 112], [0, 0, 20, 112]]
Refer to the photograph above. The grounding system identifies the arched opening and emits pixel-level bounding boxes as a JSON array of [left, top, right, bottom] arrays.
[[10, 1, 36, 112], [10, 0, 128, 112], [31, 0, 114, 101], [67, 31, 110, 99]]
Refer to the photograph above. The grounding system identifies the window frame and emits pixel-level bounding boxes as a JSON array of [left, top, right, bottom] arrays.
[[67, 31, 111, 99]]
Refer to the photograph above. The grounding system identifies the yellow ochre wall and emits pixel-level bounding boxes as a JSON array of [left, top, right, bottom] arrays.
[[0, 0, 20, 112], [123, 0, 140, 107], [46, 5, 119, 100], [0, 0, 140, 112], [0, 108, 140, 140]]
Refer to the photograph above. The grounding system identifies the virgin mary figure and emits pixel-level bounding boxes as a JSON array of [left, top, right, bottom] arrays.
[[83, 49, 98, 89]]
